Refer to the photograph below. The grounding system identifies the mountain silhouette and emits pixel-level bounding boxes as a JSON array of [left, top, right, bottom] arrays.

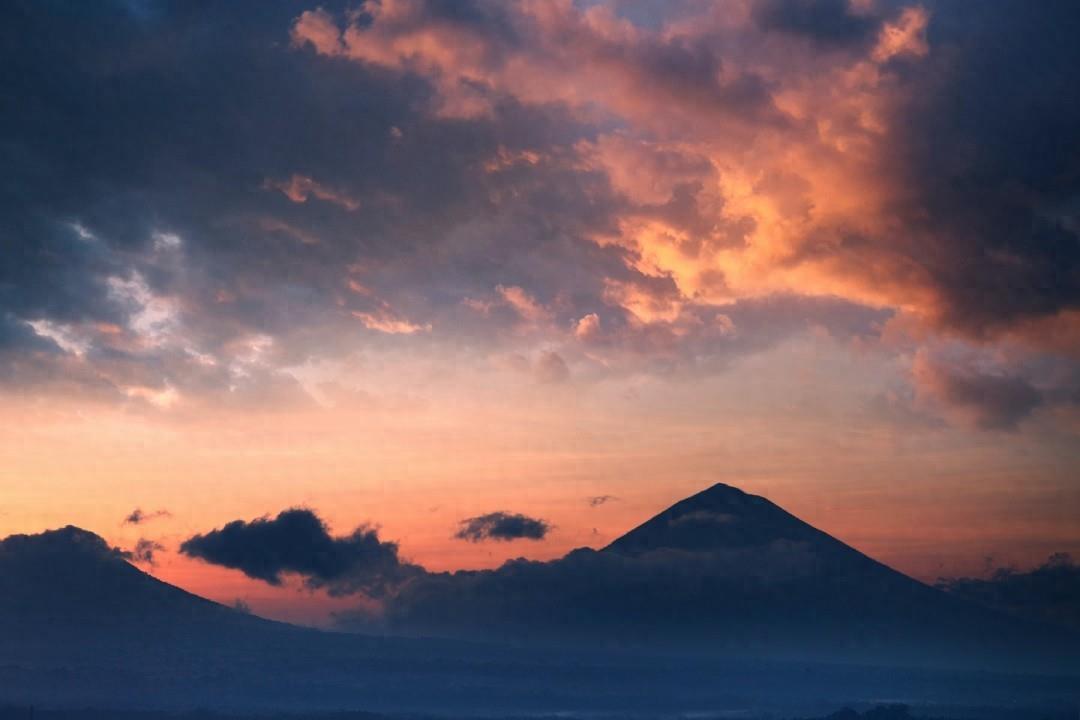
[[383, 483, 1078, 671], [607, 483, 867, 555], [0, 526, 259, 632], [606, 482, 834, 554], [0, 485, 1077, 714]]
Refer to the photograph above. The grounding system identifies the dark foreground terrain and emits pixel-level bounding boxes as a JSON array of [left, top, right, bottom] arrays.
[[0, 704, 1077, 720]]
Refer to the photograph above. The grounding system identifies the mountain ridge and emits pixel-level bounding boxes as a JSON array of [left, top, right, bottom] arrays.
[[2, 484, 1077, 675]]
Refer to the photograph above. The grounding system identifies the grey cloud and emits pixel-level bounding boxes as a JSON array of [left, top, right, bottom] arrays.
[[124, 508, 171, 525], [885, 1, 1080, 335], [914, 353, 1043, 431], [180, 508, 422, 596], [752, 0, 883, 47], [123, 538, 165, 567], [455, 512, 552, 542]]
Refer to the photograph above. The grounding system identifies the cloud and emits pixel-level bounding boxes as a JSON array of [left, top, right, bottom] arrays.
[[454, 511, 552, 542], [180, 508, 422, 596], [351, 306, 432, 335], [24, 319, 92, 357], [1, 0, 1078, 428], [123, 538, 165, 567], [123, 508, 172, 525], [292, 0, 1080, 342], [752, 0, 880, 48], [574, 313, 601, 340], [534, 351, 570, 384], [368, 540, 827, 644], [494, 285, 554, 329], [937, 553, 1080, 631], [588, 494, 619, 507], [912, 351, 1043, 431], [264, 174, 360, 211]]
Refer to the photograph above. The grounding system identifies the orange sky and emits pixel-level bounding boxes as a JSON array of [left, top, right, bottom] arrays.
[[3, 332, 1077, 625]]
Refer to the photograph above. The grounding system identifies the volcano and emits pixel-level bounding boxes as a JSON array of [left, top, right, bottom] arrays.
[[384, 483, 1078, 671], [0, 485, 1077, 713]]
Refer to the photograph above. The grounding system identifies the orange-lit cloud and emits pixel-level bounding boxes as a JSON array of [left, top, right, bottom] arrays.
[[265, 174, 361, 211], [3, 0, 1080, 628]]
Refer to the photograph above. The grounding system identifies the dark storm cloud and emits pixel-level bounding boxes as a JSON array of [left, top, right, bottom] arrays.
[[937, 553, 1080, 631], [890, 1, 1080, 334], [455, 512, 551, 542], [123, 508, 171, 525], [180, 508, 421, 596]]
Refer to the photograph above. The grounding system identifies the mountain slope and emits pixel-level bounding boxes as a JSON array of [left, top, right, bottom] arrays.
[[605, 482, 840, 555], [384, 484, 1078, 671], [0, 526, 257, 630]]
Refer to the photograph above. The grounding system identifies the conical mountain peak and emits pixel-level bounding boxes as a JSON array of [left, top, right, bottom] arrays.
[[604, 483, 842, 556]]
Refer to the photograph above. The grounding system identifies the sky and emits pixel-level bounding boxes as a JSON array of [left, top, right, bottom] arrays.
[[2, 0, 1079, 627]]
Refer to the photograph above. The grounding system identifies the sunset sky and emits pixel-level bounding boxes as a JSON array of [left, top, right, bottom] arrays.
[[2, 0, 1079, 626]]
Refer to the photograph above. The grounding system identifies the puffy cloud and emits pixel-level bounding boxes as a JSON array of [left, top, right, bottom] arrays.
[[574, 312, 601, 340], [455, 511, 552, 542], [180, 508, 422, 596]]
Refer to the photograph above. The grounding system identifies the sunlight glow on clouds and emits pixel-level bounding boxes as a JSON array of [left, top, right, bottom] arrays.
[[1, 0, 1079, 623]]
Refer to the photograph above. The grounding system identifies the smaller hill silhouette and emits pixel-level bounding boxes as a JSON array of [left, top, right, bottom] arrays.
[[0, 526, 253, 630]]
